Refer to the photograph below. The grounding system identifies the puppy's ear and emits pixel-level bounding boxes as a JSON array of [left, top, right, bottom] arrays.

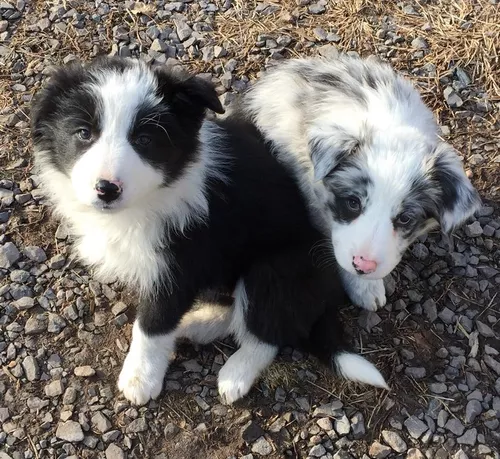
[[155, 67, 224, 116], [432, 143, 482, 234], [309, 128, 359, 181]]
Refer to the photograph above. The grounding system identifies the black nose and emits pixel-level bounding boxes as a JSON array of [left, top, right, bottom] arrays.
[[95, 179, 121, 203]]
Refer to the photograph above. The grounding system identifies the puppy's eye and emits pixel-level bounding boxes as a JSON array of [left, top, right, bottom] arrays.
[[396, 213, 414, 226], [346, 197, 361, 212], [135, 135, 152, 147], [77, 128, 92, 141]]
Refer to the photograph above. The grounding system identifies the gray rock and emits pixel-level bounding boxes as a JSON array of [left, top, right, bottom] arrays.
[[405, 367, 426, 379], [0, 242, 21, 268], [317, 417, 333, 431], [22, 355, 39, 381], [174, 19, 192, 41], [126, 417, 147, 433], [105, 444, 126, 459], [450, 252, 467, 267], [412, 243, 429, 259], [112, 302, 128, 316], [313, 401, 343, 417], [56, 421, 84, 442], [164, 422, 180, 439], [465, 221, 483, 237], [47, 312, 66, 333], [443, 86, 463, 108], [74, 366, 96, 377], [92, 412, 112, 433], [438, 307, 455, 324], [335, 414, 350, 435], [476, 320, 495, 338], [422, 299, 437, 322], [12, 296, 35, 310], [358, 311, 382, 332], [404, 416, 428, 439], [241, 420, 264, 443], [457, 428, 477, 445], [429, 383, 447, 394], [453, 451, 468, 459], [485, 355, 500, 376], [407, 448, 425, 459], [411, 37, 428, 49], [63, 387, 78, 404], [251, 436, 272, 456], [445, 418, 465, 435], [369, 441, 392, 459], [381, 430, 407, 453], [182, 359, 202, 372], [23, 245, 47, 263], [25, 316, 46, 335], [464, 399, 481, 424], [45, 379, 64, 397], [309, 444, 326, 457], [308, 3, 326, 14], [317, 44, 339, 60], [351, 412, 365, 438], [48, 254, 66, 269]]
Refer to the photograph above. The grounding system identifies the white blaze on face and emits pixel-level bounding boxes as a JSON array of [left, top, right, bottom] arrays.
[[70, 63, 166, 208]]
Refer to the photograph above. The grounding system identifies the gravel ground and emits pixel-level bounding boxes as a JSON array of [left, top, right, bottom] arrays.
[[0, 1, 499, 458]]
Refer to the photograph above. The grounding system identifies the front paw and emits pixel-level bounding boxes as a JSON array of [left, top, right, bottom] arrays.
[[118, 354, 165, 405], [218, 359, 254, 405], [349, 279, 386, 311]]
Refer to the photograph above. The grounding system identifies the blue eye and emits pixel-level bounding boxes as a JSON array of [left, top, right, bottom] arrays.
[[77, 128, 92, 141]]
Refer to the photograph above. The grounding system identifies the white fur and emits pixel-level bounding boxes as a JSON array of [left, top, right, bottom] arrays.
[[218, 280, 278, 404], [335, 352, 389, 389], [340, 270, 387, 311], [239, 56, 481, 308], [177, 303, 233, 344], [118, 320, 175, 405]]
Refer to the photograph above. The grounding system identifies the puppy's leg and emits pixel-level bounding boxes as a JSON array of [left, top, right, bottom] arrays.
[[118, 319, 176, 406], [118, 286, 196, 406], [340, 268, 386, 311], [217, 280, 278, 405]]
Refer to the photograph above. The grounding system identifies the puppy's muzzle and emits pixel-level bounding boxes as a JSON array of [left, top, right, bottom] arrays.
[[95, 179, 122, 203]]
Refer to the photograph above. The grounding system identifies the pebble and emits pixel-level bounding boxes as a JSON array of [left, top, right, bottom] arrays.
[[369, 441, 392, 459], [443, 86, 463, 108], [22, 355, 39, 381], [309, 444, 326, 457], [92, 411, 112, 433], [126, 417, 147, 433], [23, 245, 47, 262], [56, 421, 84, 442], [407, 448, 426, 459], [241, 420, 264, 443], [457, 428, 477, 445], [381, 430, 407, 453], [445, 418, 465, 435], [404, 416, 428, 439], [44, 379, 64, 397], [105, 444, 126, 459], [405, 367, 426, 379], [465, 221, 483, 237], [251, 436, 272, 456], [12, 296, 35, 310], [74, 365, 96, 377], [0, 242, 21, 268]]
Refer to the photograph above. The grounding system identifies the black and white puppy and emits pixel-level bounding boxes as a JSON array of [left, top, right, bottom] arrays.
[[235, 56, 482, 311], [31, 57, 388, 406]]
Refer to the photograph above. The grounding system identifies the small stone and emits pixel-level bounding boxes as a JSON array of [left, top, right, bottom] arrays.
[[112, 302, 128, 316], [476, 320, 495, 338], [405, 367, 426, 379], [56, 421, 84, 442], [174, 19, 192, 41], [412, 243, 429, 259], [164, 422, 179, 439], [241, 421, 264, 443], [335, 415, 350, 435], [0, 242, 21, 268], [381, 430, 407, 453], [309, 444, 326, 457], [251, 436, 272, 456], [22, 355, 39, 381], [453, 451, 468, 459], [308, 3, 326, 14], [47, 313, 66, 333], [25, 316, 46, 335], [369, 441, 392, 459], [317, 44, 339, 60], [351, 412, 365, 439], [23, 245, 47, 263], [429, 383, 447, 394], [445, 418, 465, 435], [63, 387, 78, 404], [411, 37, 428, 49], [126, 417, 147, 433], [49, 254, 66, 269], [404, 416, 428, 439], [450, 252, 467, 267], [45, 380, 64, 397], [74, 366, 96, 377], [182, 359, 202, 372], [92, 412, 112, 433], [457, 428, 477, 446], [422, 299, 437, 322], [12, 296, 35, 310], [312, 401, 343, 417], [465, 221, 483, 237], [438, 307, 455, 324], [358, 311, 382, 332], [105, 444, 125, 459], [443, 86, 463, 108], [465, 400, 482, 424], [317, 417, 333, 431]]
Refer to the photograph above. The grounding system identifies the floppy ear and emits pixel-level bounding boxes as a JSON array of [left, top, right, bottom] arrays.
[[154, 67, 224, 116], [308, 127, 359, 181], [432, 143, 482, 234]]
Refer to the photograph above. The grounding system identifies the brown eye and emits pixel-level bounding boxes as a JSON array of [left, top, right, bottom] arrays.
[[346, 197, 361, 212], [135, 135, 152, 147]]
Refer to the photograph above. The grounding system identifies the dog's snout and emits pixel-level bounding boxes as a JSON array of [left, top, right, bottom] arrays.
[[352, 256, 377, 275], [95, 179, 122, 203]]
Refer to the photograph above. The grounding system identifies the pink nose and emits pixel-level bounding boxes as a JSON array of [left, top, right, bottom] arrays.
[[352, 256, 378, 274]]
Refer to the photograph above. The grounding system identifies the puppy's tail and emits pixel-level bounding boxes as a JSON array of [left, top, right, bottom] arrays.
[[333, 351, 389, 390]]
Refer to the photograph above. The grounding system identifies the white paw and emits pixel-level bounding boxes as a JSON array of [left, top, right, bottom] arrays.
[[217, 359, 255, 405], [349, 279, 386, 311], [118, 355, 164, 405]]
